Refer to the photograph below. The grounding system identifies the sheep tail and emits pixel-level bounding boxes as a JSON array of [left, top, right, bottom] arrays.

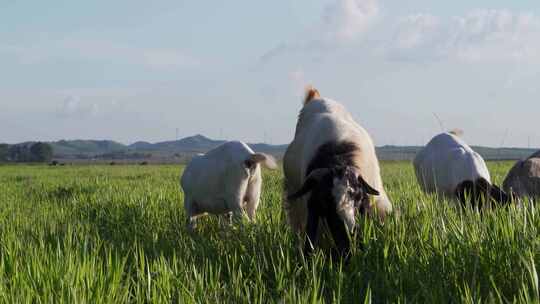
[[303, 85, 320, 105], [449, 129, 464, 137]]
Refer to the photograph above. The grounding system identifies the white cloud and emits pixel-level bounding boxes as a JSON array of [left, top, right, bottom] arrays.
[[56, 95, 129, 119], [1, 38, 199, 69], [288, 67, 308, 98], [57, 96, 99, 118], [260, 0, 379, 63], [322, 0, 379, 42], [142, 49, 198, 68], [0, 44, 47, 65], [392, 14, 441, 50], [388, 9, 540, 63], [260, 3, 540, 66]]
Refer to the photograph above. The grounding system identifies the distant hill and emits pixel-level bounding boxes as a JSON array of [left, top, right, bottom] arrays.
[[127, 134, 290, 155], [129, 135, 226, 153], [42, 135, 288, 159], [375, 145, 539, 161], [129, 141, 153, 150], [249, 143, 289, 155], [5, 135, 537, 161], [1, 140, 128, 159], [51, 140, 127, 156]]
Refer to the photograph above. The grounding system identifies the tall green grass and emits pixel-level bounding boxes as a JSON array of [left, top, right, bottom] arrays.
[[0, 162, 537, 303]]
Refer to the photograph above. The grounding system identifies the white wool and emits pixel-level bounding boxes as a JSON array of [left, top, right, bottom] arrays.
[[283, 91, 392, 235], [181, 141, 276, 231], [414, 132, 491, 196]]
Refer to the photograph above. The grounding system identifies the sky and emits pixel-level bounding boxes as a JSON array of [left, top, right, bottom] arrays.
[[1, 0, 539, 147]]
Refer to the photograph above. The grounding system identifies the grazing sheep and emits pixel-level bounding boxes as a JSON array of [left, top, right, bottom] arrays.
[[181, 141, 277, 231], [283, 87, 392, 257], [503, 151, 540, 200], [414, 131, 511, 208]]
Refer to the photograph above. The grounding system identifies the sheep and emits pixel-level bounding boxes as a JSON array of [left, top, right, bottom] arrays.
[[283, 87, 393, 258], [180, 141, 277, 231], [502, 151, 540, 200], [413, 131, 512, 208]]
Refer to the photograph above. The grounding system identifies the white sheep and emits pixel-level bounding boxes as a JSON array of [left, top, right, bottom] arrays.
[[414, 131, 511, 207], [181, 141, 277, 231], [503, 151, 540, 200], [283, 87, 392, 257]]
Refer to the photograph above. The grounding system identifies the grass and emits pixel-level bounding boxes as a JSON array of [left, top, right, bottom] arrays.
[[0, 162, 538, 303]]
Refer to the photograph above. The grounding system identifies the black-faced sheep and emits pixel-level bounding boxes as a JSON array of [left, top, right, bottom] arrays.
[[283, 87, 392, 257]]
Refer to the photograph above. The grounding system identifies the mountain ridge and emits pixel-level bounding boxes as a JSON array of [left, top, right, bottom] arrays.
[[3, 135, 538, 161]]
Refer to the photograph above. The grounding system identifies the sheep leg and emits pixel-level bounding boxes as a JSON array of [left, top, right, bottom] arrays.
[[226, 194, 246, 224], [226, 212, 233, 225], [244, 178, 262, 222], [184, 195, 198, 232], [187, 217, 197, 232], [303, 207, 319, 257], [184, 195, 206, 233], [325, 211, 351, 260]]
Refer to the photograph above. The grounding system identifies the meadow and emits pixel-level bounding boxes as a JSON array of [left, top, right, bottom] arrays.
[[0, 162, 538, 303]]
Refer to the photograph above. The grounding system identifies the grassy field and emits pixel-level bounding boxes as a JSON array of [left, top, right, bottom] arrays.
[[0, 162, 538, 303]]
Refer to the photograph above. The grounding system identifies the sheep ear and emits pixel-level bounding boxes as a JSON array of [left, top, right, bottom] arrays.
[[455, 180, 475, 205], [357, 175, 379, 196], [287, 168, 329, 200], [489, 184, 510, 205], [476, 178, 491, 193], [244, 159, 256, 169], [247, 153, 277, 170]]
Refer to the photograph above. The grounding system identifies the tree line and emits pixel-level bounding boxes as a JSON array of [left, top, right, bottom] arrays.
[[0, 142, 53, 163]]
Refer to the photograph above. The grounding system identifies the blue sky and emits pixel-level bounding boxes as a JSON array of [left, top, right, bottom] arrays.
[[1, 1, 539, 147]]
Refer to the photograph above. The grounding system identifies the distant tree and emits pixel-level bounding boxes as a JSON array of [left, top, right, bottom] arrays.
[[0, 144, 8, 162], [8, 145, 32, 162], [30, 142, 53, 162]]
